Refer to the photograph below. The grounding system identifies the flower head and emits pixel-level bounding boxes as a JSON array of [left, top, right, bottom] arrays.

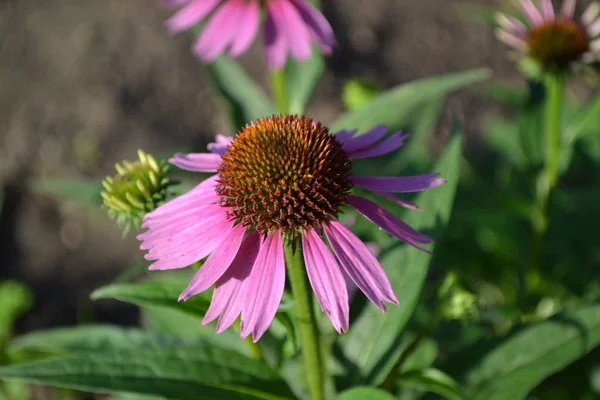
[[138, 115, 445, 341], [102, 150, 171, 235], [160, 0, 335, 69], [495, 0, 600, 71]]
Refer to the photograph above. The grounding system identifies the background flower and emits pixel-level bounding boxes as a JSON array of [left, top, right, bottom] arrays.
[[161, 0, 335, 69]]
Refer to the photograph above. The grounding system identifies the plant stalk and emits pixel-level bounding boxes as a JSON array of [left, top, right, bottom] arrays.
[[270, 68, 289, 115], [284, 241, 324, 400]]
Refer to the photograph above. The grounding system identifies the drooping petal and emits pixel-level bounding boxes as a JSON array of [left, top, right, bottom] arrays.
[[583, 3, 600, 27], [160, 0, 192, 8], [241, 232, 286, 342], [179, 224, 248, 301], [143, 177, 219, 220], [539, 0, 555, 21], [302, 229, 349, 333], [347, 132, 408, 159], [351, 174, 446, 193], [375, 191, 423, 212], [164, 0, 221, 33], [202, 231, 261, 332], [561, 0, 576, 18], [347, 195, 432, 253], [289, 0, 336, 53], [520, 0, 544, 26], [145, 210, 234, 270], [229, 0, 261, 57], [340, 126, 387, 152], [207, 135, 234, 155], [269, 0, 312, 62], [169, 153, 222, 172], [264, 7, 288, 69], [193, 0, 245, 62], [495, 13, 527, 35], [323, 221, 398, 310], [495, 28, 528, 50]]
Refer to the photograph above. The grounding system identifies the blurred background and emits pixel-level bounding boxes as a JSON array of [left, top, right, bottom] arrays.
[[1, 0, 599, 399]]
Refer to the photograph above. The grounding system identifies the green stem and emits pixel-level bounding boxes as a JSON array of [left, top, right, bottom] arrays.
[[531, 73, 564, 267], [270, 68, 289, 114], [284, 241, 324, 400]]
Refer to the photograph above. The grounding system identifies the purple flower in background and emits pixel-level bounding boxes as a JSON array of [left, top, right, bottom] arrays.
[[161, 0, 335, 69], [138, 115, 445, 341], [495, 0, 600, 70]]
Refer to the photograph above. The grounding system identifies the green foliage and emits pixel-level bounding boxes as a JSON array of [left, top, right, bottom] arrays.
[[285, 51, 324, 115], [0, 346, 295, 400], [331, 68, 490, 133], [336, 387, 396, 400], [207, 57, 276, 130]]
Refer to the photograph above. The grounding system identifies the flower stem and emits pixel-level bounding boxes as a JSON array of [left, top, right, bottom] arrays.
[[284, 241, 324, 400], [531, 73, 564, 266], [270, 68, 289, 114]]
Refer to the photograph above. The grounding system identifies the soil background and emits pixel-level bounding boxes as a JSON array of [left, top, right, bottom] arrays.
[[0, 0, 557, 339]]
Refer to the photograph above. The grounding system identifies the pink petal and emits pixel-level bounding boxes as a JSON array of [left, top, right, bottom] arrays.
[[264, 8, 288, 69], [347, 195, 432, 253], [351, 174, 446, 193], [145, 211, 233, 270], [539, 0, 555, 21], [520, 0, 544, 26], [495, 13, 527, 35], [268, 0, 312, 63], [169, 153, 222, 172], [341, 126, 387, 152], [495, 29, 528, 51], [302, 229, 349, 333], [164, 0, 221, 33], [179, 224, 248, 301], [193, 0, 245, 62], [229, 0, 260, 57], [144, 178, 219, 221], [241, 232, 286, 342], [289, 0, 335, 53], [347, 132, 408, 160], [375, 191, 423, 212], [207, 135, 234, 155], [334, 129, 359, 146], [323, 221, 398, 310], [202, 231, 261, 333], [140, 203, 223, 241], [561, 0, 576, 18]]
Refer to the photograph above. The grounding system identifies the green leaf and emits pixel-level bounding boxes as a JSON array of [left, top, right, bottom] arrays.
[[330, 69, 490, 133], [90, 282, 211, 319], [336, 387, 396, 400], [341, 126, 463, 385], [341, 79, 381, 112], [398, 368, 467, 400], [206, 57, 276, 130], [564, 90, 600, 145], [0, 346, 295, 400], [32, 178, 102, 206], [0, 281, 33, 344], [285, 51, 324, 115], [8, 325, 188, 355], [463, 303, 600, 400]]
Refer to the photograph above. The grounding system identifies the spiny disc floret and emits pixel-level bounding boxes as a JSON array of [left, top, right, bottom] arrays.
[[528, 19, 590, 69], [217, 115, 352, 235]]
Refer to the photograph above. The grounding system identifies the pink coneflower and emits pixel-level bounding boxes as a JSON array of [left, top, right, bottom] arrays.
[[495, 0, 600, 70], [138, 115, 445, 341], [160, 0, 335, 69]]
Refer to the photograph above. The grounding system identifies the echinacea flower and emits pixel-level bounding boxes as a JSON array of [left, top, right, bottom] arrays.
[[138, 115, 445, 341], [160, 0, 335, 69], [495, 0, 600, 70]]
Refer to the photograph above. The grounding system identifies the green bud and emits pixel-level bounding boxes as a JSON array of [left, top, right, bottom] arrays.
[[101, 150, 171, 236]]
